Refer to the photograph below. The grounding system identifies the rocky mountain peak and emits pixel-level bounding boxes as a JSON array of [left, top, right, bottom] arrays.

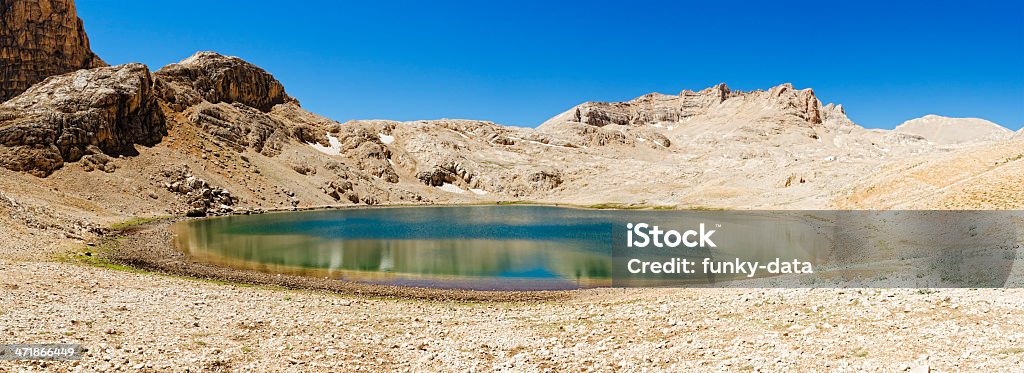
[[0, 0, 106, 102], [154, 51, 294, 112], [763, 83, 822, 124]]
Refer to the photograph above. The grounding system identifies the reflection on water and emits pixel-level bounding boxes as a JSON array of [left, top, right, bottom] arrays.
[[173, 206, 849, 290], [174, 206, 616, 290], [175, 207, 1020, 290]]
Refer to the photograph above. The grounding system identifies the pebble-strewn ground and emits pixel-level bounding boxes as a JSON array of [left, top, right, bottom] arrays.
[[2, 259, 1024, 372]]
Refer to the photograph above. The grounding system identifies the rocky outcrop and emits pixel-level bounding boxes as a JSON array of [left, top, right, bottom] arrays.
[[331, 124, 400, 183], [0, 63, 165, 176], [0, 0, 106, 102], [416, 161, 477, 187], [765, 83, 822, 125], [319, 161, 395, 205], [155, 52, 293, 112]]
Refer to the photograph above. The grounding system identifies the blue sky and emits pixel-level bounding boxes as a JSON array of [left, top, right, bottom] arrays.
[[78, 0, 1023, 129]]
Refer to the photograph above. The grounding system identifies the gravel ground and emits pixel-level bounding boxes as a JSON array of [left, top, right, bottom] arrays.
[[2, 257, 1024, 371]]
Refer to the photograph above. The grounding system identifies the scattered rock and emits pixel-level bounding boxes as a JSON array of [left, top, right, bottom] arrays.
[[162, 169, 235, 216]]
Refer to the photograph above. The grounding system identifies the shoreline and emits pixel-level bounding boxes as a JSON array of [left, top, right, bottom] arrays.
[[206, 200, 719, 219]]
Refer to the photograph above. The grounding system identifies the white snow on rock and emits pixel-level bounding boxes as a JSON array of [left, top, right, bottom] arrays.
[[438, 183, 465, 194], [310, 134, 342, 155], [470, 188, 488, 195], [378, 133, 395, 144]]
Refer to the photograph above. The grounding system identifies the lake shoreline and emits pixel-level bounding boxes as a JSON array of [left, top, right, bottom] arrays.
[[201, 200, 715, 220]]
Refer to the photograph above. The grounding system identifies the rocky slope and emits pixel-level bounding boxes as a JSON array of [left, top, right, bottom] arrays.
[[894, 114, 1013, 145], [0, 0, 105, 102]]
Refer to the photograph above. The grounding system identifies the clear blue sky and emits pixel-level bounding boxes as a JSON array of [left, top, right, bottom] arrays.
[[78, 0, 1023, 130]]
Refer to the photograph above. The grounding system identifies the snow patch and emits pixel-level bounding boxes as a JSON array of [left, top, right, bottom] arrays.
[[527, 140, 572, 148], [378, 133, 395, 144], [310, 134, 342, 155], [438, 183, 465, 194], [470, 188, 488, 195]]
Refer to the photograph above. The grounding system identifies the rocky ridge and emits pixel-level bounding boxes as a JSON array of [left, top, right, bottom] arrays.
[[0, 0, 105, 102]]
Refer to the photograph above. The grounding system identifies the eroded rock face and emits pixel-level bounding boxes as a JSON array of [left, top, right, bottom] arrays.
[[0, 0, 106, 102], [185, 102, 293, 156], [155, 52, 293, 112], [0, 63, 166, 176], [542, 84, 737, 129]]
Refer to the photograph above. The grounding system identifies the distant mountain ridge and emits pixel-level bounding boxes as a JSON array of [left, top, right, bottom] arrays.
[[893, 114, 1012, 145]]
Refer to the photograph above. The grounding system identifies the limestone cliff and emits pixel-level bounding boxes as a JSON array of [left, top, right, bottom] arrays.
[[0, 0, 106, 102]]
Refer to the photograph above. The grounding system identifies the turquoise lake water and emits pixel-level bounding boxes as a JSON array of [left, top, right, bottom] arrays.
[[173, 206, 619, 290]]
